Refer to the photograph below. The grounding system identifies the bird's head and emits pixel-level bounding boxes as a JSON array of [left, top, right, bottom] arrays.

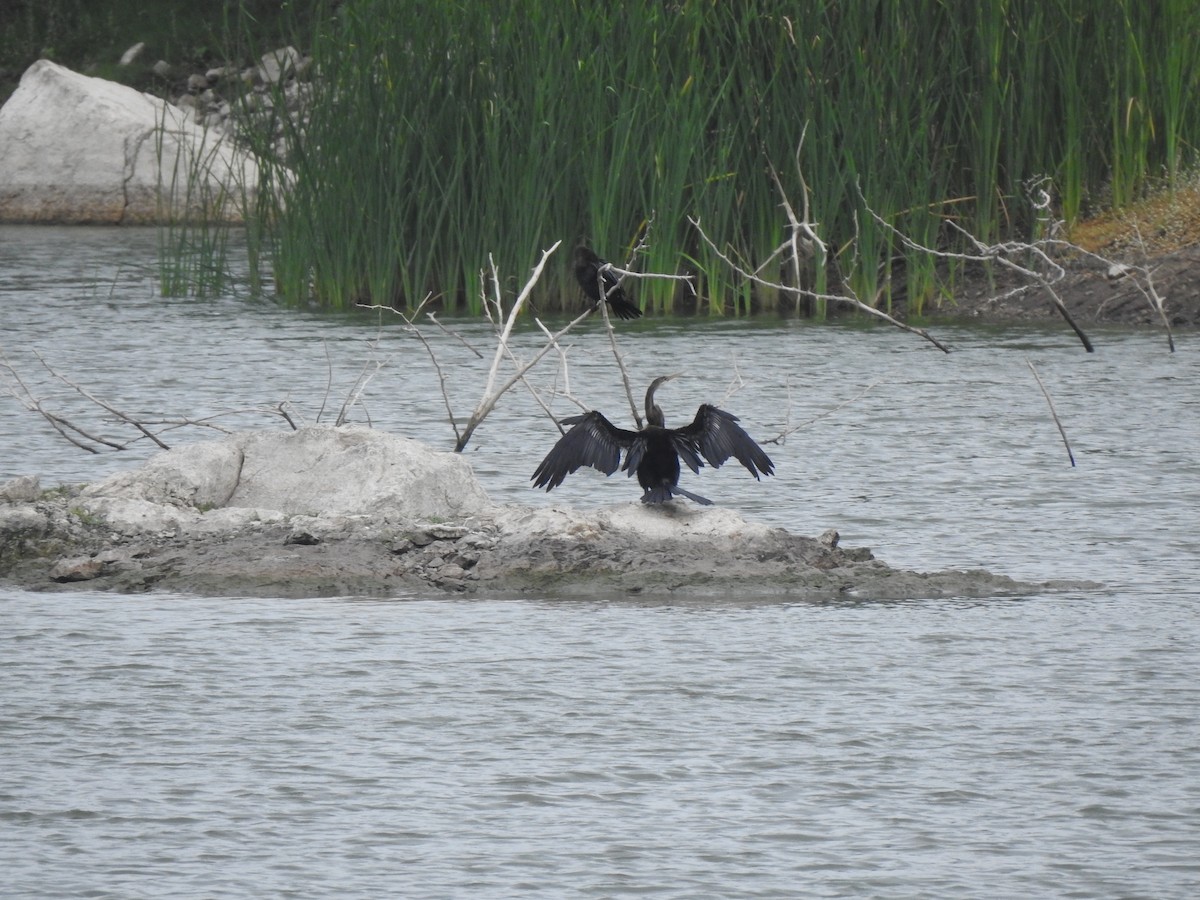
[[644, 373, 682, 427]]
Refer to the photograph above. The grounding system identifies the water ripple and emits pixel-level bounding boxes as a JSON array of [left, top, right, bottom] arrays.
[[2, 229, 1200, 897]]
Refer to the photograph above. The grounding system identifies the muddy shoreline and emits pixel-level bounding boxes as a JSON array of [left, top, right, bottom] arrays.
[[912, 243, 1200, 331]]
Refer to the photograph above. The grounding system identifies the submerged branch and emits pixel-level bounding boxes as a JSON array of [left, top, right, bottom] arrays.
[[1026, 358, 1075, 467]]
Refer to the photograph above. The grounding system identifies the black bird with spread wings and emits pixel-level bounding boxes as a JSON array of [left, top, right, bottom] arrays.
[[531, 375, 774, 505], [573, 245, 643, 320]]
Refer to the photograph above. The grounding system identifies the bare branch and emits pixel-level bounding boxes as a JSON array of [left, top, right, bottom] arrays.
[[764, 378, 883, 445], [426, 312, 485, 359], [35, 350, 171, 448], [1026, 358, 1075, 467], [3, 346, 302, 454], [1128, 223, 1176, 353], [866, 195, 1096, 352], [690, 214, 951, 353], [454, 302, 595, 451], [453, 241, 569, 451], [316, 339, 334, 424]]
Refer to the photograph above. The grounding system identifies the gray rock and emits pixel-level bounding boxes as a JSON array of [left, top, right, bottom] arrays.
[[0, 475, 41, 503], [0, 60, 264, 224]]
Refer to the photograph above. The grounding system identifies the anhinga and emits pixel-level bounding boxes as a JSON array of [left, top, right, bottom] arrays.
[[531, 375, 774, 505], [574, 245, 643, 320]]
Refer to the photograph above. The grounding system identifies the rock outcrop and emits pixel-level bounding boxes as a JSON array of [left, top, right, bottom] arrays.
[[0, 425, 1058, 600], [0, 60, 260, 224]]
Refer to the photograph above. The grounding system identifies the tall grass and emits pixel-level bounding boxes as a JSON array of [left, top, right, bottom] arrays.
[[172, 0, 1200, 315]]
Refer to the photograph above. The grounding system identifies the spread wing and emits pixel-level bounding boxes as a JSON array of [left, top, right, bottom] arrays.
[[531, 411, 639, 491], [677, 404, 775, 480]]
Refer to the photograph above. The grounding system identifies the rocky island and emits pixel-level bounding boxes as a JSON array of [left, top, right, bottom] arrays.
[[0, 425, 1063, 600]]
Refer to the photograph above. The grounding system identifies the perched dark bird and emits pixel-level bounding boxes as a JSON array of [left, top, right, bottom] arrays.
[[531, 375, 774, 505], [573, 245, 643, 320]]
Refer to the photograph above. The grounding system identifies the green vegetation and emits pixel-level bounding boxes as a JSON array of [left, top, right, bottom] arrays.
[[68, 506, 103, 526], [236, 0, 1200, 316], [5, 1, 1199, 317]]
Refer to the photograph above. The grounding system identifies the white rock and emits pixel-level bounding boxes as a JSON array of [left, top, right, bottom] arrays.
[[81, 440, 244, 509], [258, 46, 301, 84], [225, 426, 494, 519], [76, 496, 201, 536], [75, 426, 494, 533], [492, 501, 773, 544], [0, 60, 263, 224]]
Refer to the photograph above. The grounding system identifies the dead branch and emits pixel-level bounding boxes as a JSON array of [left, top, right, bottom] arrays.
[[335, 349, 392, 427], [764, 378, 884, 445], [316, 339, 335, 423], [936, 218, 1094, 353], [690, 215, 951, 353], [355, 245, 604, 451], [1026, 358, 1075, 467], [427, 312, 485, 359], [3, 346, 298, 453], [855, 174, 1182, 355], [35, 350, 170, 448], [687, 130, 949, 352], [450, 242, 564, 450], [1128, 223, 1176, 353]]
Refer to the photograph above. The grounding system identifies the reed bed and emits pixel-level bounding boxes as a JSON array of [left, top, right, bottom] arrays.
[[198, 0, 1199, 316]]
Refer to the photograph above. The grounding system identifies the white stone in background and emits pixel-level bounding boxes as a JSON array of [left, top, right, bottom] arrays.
[[0, 59, 261, 224]]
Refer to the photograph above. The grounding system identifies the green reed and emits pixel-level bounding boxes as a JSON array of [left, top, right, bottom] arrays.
[[163, 0, 1200, 315]]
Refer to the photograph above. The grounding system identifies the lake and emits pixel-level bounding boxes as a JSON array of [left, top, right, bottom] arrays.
[[2, 226, 1198, 897]]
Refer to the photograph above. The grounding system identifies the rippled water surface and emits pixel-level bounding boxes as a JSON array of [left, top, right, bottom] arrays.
[[2, 227, 1199, 897]]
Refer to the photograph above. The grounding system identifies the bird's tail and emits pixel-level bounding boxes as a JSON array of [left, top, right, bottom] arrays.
[[608, 295, 643, 320], [641, 484, 713, 506]]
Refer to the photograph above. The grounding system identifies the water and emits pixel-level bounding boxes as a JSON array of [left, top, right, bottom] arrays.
[[2, 227, 1199, 897]]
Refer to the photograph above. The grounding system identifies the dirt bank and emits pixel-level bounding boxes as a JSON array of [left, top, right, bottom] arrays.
[[914, 243, 1200, 330]]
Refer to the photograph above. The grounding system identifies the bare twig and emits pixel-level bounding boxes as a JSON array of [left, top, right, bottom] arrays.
[[426, 312, 485, 358], [764, 378, 883, 445], [3, 347, 300, 453], [1128, 223, 1176, 353], [316, 339, 334, 423], [34, 350, 171, 448], [357, 293, 462, 441], [690, 215, 951, 353], [686, 131, 947, 352], [453, 241, 566, 451], [335, 348, 393, 427], [864, 195, 1098, 352], [1026, 358, 1075, 467]]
